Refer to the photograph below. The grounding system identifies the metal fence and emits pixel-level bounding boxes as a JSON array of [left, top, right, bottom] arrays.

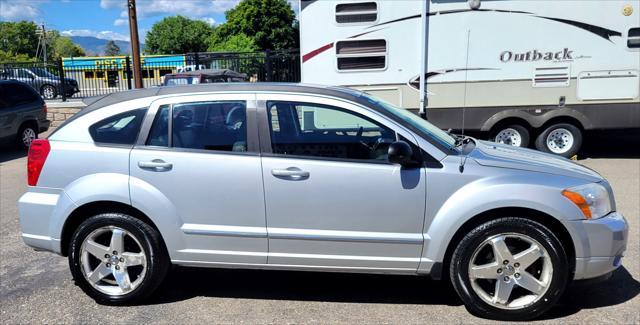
[[0, 50, 300, 100]]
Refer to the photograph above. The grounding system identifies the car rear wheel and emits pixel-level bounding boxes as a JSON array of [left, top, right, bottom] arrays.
[[16, 124, 37, 149], [69, 213, 169, 304], [41, 84, 57, 99], [535, 123, 582, 158], [492, 124, 530, 148], [450, 217, 568, 321]]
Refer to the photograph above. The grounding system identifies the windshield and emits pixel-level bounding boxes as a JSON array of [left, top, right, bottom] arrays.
[[360, 93, 457, 149], [30, 67, 57, 78]]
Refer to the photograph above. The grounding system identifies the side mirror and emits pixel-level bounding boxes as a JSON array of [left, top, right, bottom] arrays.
[[388, 141, 417, 167]]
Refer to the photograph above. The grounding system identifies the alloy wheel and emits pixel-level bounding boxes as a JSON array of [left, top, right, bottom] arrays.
[[468, 233, 553, 310], [22, 128, 36, 148], [80, 226, 147, 296]]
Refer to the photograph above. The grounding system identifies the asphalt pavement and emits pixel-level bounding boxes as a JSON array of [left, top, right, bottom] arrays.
[[1, 131, 638, 323]]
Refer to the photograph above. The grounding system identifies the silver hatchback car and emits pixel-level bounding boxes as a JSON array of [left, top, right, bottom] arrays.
[[19, 84, 628, 320]]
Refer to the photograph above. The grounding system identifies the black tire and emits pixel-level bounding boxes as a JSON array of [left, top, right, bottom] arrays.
[[491, 124, 530, 148], [41, 84, 57, 99], [449, 217, 569, 321], [535, 123, 582, 158], [15, 123, 37, 150], [69, 213, 169, 305]]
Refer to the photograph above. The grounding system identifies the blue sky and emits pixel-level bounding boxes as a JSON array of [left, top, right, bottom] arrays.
[[0, 0, 298, 41]]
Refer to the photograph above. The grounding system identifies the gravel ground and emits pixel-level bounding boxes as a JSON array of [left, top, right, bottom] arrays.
[[1, 131, 638, 324]]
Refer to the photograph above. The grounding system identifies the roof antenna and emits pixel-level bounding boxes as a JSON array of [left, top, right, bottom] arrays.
[[459, 29, 471, 173]]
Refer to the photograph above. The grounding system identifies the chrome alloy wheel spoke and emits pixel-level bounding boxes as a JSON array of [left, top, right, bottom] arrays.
[[80, 226, 147, 295], [468, 233, 553, 310]]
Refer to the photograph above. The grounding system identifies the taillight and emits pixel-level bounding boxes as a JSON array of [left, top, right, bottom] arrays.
[[42, 103, 47, 114], [27, 139, 50, 186]]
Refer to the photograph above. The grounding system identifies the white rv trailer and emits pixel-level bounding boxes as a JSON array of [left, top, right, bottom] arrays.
[[299, 0, 640, 156]]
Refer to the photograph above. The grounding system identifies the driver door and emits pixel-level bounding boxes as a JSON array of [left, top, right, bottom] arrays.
[[258, 94, 426, 271]]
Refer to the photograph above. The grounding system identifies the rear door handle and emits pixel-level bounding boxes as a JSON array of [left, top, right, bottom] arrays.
[[271, 167, 309, 180], [138, 159, 173, 171]]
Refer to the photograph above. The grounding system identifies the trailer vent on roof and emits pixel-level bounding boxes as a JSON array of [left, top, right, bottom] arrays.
[[335, 2, 377, 24], [533, 66, 570, 88], [628, 28, 640, 48], [336, 39, 386, 71]]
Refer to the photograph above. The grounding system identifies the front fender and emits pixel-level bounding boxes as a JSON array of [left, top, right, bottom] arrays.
[[421, 172, 589, 270]]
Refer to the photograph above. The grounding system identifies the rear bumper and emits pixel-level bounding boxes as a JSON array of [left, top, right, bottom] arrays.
[[39, 119, 51, 133], [563, 211, 628, 280], [18, 188, 76, 255]]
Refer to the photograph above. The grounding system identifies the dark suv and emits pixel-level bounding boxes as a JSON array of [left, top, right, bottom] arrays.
[[0, 80, 51, 149], [2, 67, 79, 99]]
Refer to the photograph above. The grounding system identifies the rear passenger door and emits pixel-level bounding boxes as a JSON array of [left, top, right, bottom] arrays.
[[129, 94, 268, 265]]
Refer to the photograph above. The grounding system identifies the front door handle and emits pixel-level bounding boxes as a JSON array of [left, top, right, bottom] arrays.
[[138, 159, 173, 171], [271, 167, 310, 180]]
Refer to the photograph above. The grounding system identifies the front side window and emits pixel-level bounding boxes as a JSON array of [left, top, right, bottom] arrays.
[[267, 101, 396, 162], [89, 108, 147, 145], [171, 101, 247, 152]]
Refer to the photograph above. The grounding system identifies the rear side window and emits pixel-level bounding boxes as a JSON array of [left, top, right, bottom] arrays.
[[171, 101, 247, 152], [89, 108, 147, 145], [629, 28, 640, 49], [0, 82, 40, 106]]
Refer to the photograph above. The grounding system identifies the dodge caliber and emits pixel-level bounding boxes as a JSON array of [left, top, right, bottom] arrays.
[[18, 84, 628, 320]]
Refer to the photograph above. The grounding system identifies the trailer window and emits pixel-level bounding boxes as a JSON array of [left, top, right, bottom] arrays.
[[336, 2, 377, 24], [629, 28, 640, 48], [336, 39, 386, 71]]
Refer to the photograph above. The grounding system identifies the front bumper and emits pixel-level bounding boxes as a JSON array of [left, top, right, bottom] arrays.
[[563, 211, 628, 280]]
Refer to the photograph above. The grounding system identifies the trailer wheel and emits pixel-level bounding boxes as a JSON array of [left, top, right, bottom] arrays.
[[535, 123, 582, 158], [492, 124, 530, 148]]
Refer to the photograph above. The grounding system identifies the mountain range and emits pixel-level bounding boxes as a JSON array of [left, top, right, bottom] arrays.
[[69, 36, 143, 56]]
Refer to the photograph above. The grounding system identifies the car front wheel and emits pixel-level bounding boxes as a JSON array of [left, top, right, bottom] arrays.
[[450, 217, 569, 321], [69, 213, 169, 304], [41, 84, 57, 99]]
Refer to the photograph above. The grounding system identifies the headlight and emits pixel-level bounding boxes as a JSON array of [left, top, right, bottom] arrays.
[[562, 183, 612, 219]]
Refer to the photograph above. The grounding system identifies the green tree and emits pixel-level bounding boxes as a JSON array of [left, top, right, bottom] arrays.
[[52, 37, 85, 58], [0, 50, 36, 63], [208, 33, 258, 52], [0, 21, 40, 57], [144, 16, 214, 54], [208, 0, 298, 51], [104, 40, 121, 56]]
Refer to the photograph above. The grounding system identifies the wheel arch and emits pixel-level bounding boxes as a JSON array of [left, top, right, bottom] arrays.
[[538, 116, 585, 131], [436, 207, 576, 281], [60, 201, 168, 257], [488, 117, 532, 134]]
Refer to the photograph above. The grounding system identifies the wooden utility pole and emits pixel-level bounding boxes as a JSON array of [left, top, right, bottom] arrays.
[[128, 0, 143, 88]]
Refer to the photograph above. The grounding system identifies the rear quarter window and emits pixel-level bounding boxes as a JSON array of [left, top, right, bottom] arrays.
[[89, 108, 147, 145]]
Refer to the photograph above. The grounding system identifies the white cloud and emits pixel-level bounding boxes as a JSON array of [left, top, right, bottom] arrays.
[[199, 17, 216, 26], [61, 29, 131, 42], [103, 0, 240, 26], [113, 18, 128, 26], [0, 0, 42, 21]]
